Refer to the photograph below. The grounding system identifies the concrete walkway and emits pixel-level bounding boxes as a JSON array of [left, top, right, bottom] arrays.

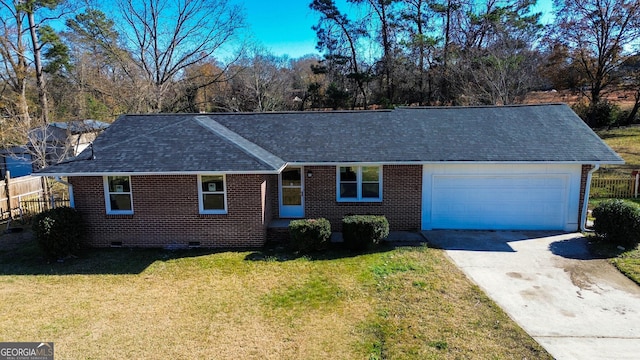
[[423, 231, 640, 360]]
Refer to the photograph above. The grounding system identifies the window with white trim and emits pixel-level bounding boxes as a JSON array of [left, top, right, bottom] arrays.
[[337, 166, 382, 202], [104, 176, 133, 214], [198, 175, 227, 214]]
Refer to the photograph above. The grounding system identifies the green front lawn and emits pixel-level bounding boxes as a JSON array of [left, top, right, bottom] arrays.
[[0, 236, 551, 359], [596, 126, 640, 175], [588, 238, 640, 285], [592, 125, 640, 285], [613, 250, 640, 285]]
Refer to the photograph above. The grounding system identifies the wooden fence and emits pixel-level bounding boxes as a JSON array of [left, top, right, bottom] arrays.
[[0, 173, 45, 221], [590, 174, 638, 198]]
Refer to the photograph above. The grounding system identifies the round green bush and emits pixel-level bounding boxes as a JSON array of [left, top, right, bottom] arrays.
[[592, 199, 640, 248], [572, 101, 620, 128], [33, 207, 85, 260], [288, 218, 331, 253], [342, 215, 389, 251]]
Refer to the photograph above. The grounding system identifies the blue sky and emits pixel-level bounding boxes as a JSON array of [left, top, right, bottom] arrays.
[[243, 0, 326, 58], [243, 0, 554, 59]]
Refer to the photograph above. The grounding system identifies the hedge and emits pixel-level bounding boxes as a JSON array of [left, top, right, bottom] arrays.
[[592, 199, 640, 248], [33, 207, 85, 260], [342, 215, 389, 251], [288, 218, 331, 252]]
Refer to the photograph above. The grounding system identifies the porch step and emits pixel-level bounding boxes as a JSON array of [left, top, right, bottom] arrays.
[[268, 219, 293, 229], [267, 219, 292, 243]]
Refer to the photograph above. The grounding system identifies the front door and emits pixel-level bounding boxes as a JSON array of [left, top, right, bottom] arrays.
[[279, 166, 304, 218]]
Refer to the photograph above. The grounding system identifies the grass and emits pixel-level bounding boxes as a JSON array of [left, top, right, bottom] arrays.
[[588, 238, 640, 285], [589, 126, 640, 209], [0, 233, 552, 360], [596, 126, 640, 175], [592, 125, 640, 285], [613, 250, 640, 284]]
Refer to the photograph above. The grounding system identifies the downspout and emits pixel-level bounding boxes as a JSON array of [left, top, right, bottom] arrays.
[[580, 164, 600, 232], [53, 176, 74, 208]]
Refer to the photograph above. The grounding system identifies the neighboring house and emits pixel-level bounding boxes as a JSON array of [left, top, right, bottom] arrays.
[[49, 120, 110, 156], [28, 120, 110, 165], [1, 120, 109, 179], [0, 146, 33, 179], [37, 104, 623, 248]]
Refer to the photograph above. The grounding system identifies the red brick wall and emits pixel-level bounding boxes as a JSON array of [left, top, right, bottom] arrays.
[[303, 165, 422, 231], [71, 163, 586, 246], [264, 174, 278, 230], [70, 166, 422, 247], [267, 174, 279, 224], [70, 174, 275, 248]]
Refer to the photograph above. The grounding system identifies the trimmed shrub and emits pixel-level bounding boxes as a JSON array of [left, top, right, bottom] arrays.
[[33, 207, 85, 260], [614, 109, 637, 127], [572, 101, 620, 128], [342, 215, 389, 251], [289, 218, 331, 253], [592, 199, 640, 248]]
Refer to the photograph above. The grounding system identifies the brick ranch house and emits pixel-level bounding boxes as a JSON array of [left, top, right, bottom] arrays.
[[37, 104, 623, 248]]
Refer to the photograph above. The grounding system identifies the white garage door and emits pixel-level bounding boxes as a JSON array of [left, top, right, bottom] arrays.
[[430, 174, 569, 230]]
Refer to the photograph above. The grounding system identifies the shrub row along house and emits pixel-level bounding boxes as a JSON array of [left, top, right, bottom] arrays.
[[37, 104, 623, 248]]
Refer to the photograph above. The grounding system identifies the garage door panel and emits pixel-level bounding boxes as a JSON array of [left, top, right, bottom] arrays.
[[430, 174, 568, 230]]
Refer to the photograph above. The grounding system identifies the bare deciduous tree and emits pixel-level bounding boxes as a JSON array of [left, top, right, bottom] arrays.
[[234, 50, 291, 112], [448, 0, 543, 105], [350, 0, 397, 103], [554, 0, 640, 106], [116, 0, 245, 112], [311, 0, 370, 109], [0, 0, 31, 128]]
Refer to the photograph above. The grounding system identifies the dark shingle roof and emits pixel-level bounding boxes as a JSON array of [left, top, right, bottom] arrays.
[[37, 104, 623, 175], [40, 114, 285, 174]]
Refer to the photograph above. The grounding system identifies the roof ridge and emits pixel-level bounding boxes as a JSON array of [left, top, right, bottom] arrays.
[[118, 109, 394, 116], [396, 103, 567, 110], [202, 109, 393, 115], [194, 116, 285, 171]]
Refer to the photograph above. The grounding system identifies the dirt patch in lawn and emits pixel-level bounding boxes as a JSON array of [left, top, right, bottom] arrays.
[[0, 222, 33, 252]]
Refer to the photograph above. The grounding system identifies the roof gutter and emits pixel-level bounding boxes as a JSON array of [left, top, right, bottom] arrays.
[[53, 176, 75, 208], [36, 160, 624, 177], [37, 169, 283, 177], [580, 164, 599, 232]]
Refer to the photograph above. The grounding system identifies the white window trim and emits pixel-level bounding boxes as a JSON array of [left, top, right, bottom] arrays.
[[103, 175, 134, 215], [336, 165, 383, 202], [198, 174, 228, 214]]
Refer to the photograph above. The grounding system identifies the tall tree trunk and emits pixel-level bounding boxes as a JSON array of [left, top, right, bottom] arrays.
[[590, 81, 602, 107], [625, 90, 640, 124], [9, 7, 31, 128], [17, 81, 30, 127], [379, 3, 393, 103], [412, 0, 432, 105], [440, 0, 452, 104], [27, 10, 49, 124], [416, 0, 425, 104], [341, 23, 367, 109]]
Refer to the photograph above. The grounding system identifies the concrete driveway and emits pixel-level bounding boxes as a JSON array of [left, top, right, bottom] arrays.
[[423, 231, 640, 360]]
